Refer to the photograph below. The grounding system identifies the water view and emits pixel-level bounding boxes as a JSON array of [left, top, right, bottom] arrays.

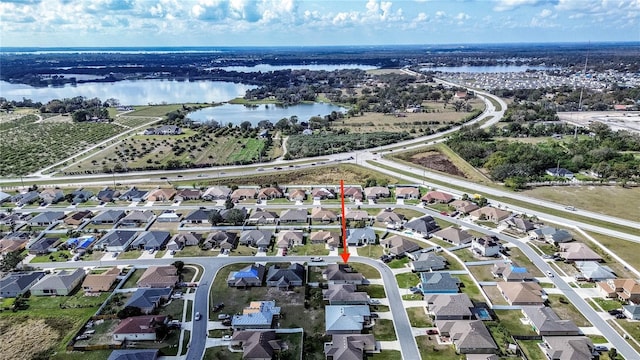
[[211, 64, 378, 72], [0, 79, 256, 105], [188, 102, 346, 126], [421, 65, 552, 73]]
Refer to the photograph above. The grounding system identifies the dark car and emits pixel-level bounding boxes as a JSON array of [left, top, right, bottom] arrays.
[[426, 329, 439, 335], [608, 309, 621, 315], [212, 303, 225, 312], [370, 313, 379, 318], [616, 313, 627, 319]]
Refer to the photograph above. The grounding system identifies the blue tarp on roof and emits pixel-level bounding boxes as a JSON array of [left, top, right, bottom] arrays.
[[235, 268, 259, 278], [78, 237, 95, 249], [510, 266, 528, 273], [66, 238, 79, 246]]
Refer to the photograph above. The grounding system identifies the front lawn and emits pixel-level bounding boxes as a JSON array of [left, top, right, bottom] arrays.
[[348, 263, 381, 279], [117, 250, 142, 260], [30, 250, 73, 263], [493, 310, 538, 336], [357, 284, 386, 298], [416, 335, 465, 360], [121, 268, 144, 288], [406, 306, 432, 327], [371, 318, 397, 341], [369, 350, 402, 360], [403, 294, 423, 301], [387, 257, 410, 269], [592, 297, 623, 312], [174, 246, 219, 257], [395, 273, 420, 288], [547, 294, 591, 327], [357, 245, 383, 259], [453, 274, 484, 303], [287, 243, 329, 256]]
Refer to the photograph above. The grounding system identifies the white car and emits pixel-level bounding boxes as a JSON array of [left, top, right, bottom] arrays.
[[546, 271, 554, 277], [222, 335, 232, 341], [194, 312, 201, 321], [310, 257, 323, 262]]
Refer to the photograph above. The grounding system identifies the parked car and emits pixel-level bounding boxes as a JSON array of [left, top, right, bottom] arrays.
[[608, 309, 621, 315], [370, 313, 379, 318], [212, 303, 225, 312], [222, 335, 232, 341], [310, 257, 323, 262], [218, 314, 230, 320], [194, 312, 201, 321], [594, 345, 608, 352], [616, 313, 627, 319], [546, 271, 554, 277], [426, 329, 439, 335]]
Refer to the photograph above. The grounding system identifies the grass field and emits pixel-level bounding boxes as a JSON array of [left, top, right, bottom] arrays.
[[406, 306, 432, 327], [357, 245, 384, 259], [416, 335, 465, 360], [547, 294, 591, 327], [371, 318, 397, 340], [454, 274, 485, 303], [395, 273, 420, 288], [592, 297, 623, 312], [585, 231, 640, 274], [523, 185, 640, 222], [348, 263, 381, 279], [517, 340, 546, 360]]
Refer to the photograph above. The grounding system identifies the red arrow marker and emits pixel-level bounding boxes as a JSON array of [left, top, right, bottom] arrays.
[[340, 179, 350, 263]]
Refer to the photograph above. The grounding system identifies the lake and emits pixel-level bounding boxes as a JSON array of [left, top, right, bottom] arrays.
[[210, 64, 377, 72], [0, 79, 256, 105], [421, 65, 552, 73], [188, 103, 346, 126]]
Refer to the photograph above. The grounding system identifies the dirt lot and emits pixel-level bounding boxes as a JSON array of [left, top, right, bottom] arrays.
[[559, 111, 640, 133], [0, 318, 59, 360], [409, 151, 467, 177]]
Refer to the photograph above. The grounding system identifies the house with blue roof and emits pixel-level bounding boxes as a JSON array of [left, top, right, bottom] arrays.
[[492, 262, 531, 282], [325, 305, 371, 334], [418, 272, 461, 294], [231, 301, 281, 330], [227, 264, 266, 288], [125, 288, 172, 314], [77, 236, 95, 250], [346, 228, 376, 246]]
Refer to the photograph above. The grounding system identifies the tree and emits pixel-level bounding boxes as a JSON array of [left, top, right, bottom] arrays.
[[117, 306, 142, 319], [608, 348, 617, 359], [224, 198, 234, 210], [208, 210, 223, 226], [0, 250, 25, 271], [224, 208, 246, 225], [173, 260, 185, 274], [239, 121, 252, 131]]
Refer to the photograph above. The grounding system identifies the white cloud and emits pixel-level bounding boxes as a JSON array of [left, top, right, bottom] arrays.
[[435, 10, 446, 18], [539, 8, 552, 17], [455, 12, 469, 20], [494, 0, 547, 12]]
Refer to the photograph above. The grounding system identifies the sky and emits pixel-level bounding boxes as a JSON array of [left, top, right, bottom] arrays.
[[0, 0, 638, 47]]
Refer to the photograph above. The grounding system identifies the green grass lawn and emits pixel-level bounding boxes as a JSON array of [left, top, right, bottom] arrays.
[[451, 248, 476, 263], [416, 335, 465, 360], [174, 246, 219, 257], [348, 263, 381, 279], [547, 294, 591, 327], [30, 250, 73, 263], [387, 257, 410, 269], [494, 310, 538, 336], [592, 297, 623, 312], [467, 265, 496, 282], [403, 294, 423, 301], [117, 250, 142, 260], [507, 247, 544, 277], [230, 245, 257, 256], [121, 268, 144, 288], [395, 273, 420, 288], [203, 347, 243, 360], [517, 340, 546, 360], [357, 245, 384, 259], [406, 306, 432, 327], [453, 274, 484, 303], [287, 243, 329, 256], [371, 319, 397, 341], [369, 350, 402, 360], [358, 284, 386, 298], [587, 335, 609, 344]]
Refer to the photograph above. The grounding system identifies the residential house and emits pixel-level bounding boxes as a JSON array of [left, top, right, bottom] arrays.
[[432, 227, 473, 245], [597, 278, 640, 304], [13, 191, 40, 206], [95, 230, 138, 252], [28, 211, 64, 226], [346, 228, 376, 246], [380, 235, 420, 256], [39, 188, 64, 204], [404, 216, 440, 237], [505, 217, 535, 233], [257, 187, 283, 200], [124, 287, 172, 314], [450, 200, 479, 214], [202, 186, 231, 201], [279, 209, 308, 223], [375, 208, 405, 227], [435, 320, 498, 354], [325, 305, 371, 334], [0, 238, 28, 255], [411, 252, 447, 272], [542, 336, 594, 360], [558, 243, 602, 262], [137, 266, 179, 288], [30, 268, 85, 296], [496, 282, 545, 306], [231, 330, 283, 360], [96, 188, 120, 203], [167, 232, 202, 251], [92, 209, 126, 225], [343, 187, 363, 201], [521, 306, 580, 336], [418, 272, 461, 294], [240, 230, 273, 248], [364, 186, 390, 200], [324, 334, 376, 360], [421, 191, 454, 204], [287, 189, 307, 202], [156, 210, 181, 222], [64, 210, 93, 226], [323, 264, 365, 285], [0, 271, 46, 298], [182, 208, 212, 224], [232, 301, 281, 330], [204, 231, 238, 250], [529, 226, 573, 244], [309, 230, 340, 248], [623, 305, 640, 320], [470, 207, 511, 223], [107, 350, 158, 360], [70, 188, 93, 204], [227, 264, 266, 288], [471, 236, 501, 257], [81, 267, 120, 293], [311, 207, 338, 223], [145, 188, 176, 202], [344, 209, 369, 222], [425, 294, 474, 320], [144, 125, 182, 135], [120, 210, 155, 227], [120, 187, 148, 202], [265, 263, 305, 289], [395, 186, 420, 199], [28, 237, 59, 255], [0, 191, 11, 204], [491, 262, 531, 282], [276, 230, 304, 248], [231, 188, 257, 202], [545, 168, 575, 179], [311, 187, 335, 200], [323, 284, 369, 305], [112, 315, 168, 342], [175, 189, 201, 201], [575, 261, 616, 282], [131, 231, 171, 251], [247, 209, 278, 224]]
